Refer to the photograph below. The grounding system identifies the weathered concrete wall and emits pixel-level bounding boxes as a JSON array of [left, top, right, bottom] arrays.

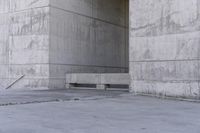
[[49, 0, 129, 89], [130, 0, 200, 99], [0, 0, 129, 90], [0, 0, 9, 89], [0, 0, 49, 89]]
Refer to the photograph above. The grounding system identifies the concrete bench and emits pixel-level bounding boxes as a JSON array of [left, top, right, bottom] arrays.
[[66, 73, 130, 91]]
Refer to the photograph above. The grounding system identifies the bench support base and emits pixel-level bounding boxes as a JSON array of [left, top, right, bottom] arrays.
[[96, 84, 107, 90], [66, 83, 74, 89]]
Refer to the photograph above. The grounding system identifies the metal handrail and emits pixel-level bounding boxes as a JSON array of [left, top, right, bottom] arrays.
[[5, 75, 25, 90]]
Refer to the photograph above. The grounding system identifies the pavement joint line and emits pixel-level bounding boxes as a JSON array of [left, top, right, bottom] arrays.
[[0, 95, 118, 107], [0, 99, 64, 107], [1, 94, 200, 108], [136, 93, 200, 103]]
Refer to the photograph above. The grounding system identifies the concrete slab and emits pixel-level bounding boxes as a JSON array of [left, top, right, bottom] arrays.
[[0, 90, 200, 133]]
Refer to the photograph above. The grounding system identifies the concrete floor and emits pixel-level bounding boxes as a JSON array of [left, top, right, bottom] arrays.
[[0, 90, 200, 133]]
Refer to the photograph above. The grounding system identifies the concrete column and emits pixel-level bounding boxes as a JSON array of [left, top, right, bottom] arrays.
[[0, 0, 129, 90], [0, 0, 50, 90]]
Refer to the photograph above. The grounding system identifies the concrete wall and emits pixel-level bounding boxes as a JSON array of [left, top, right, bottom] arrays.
[[0, 0, 49, 90], [49, 0, 129, 89], [0, 0, 9, 89], [0, 0, 129, 90], [130, 0, 200, 99]]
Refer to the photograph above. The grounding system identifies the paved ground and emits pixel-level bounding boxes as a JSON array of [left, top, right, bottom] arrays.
[[0, 90, 200, 133], [0, 89, 126, 106]]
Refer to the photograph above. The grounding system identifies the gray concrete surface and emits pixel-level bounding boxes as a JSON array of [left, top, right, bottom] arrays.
[[0, 0, 129, 90], [0, 89, 126, 106], [0, 90, 200, 133], [129, 0, 200, 99], [0, 0, 49, 89], [1, 0, 200, 100], [49, 0, 129, 89]]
